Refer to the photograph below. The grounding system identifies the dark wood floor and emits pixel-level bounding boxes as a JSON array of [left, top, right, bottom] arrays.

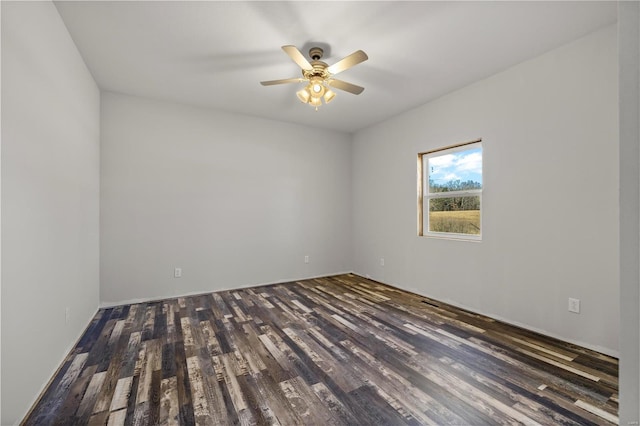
[[25, 274, 618, 425]]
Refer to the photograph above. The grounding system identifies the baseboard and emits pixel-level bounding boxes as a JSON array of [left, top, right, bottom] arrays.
[[99, 271, 355, 309], [351, 272, 619, 359]]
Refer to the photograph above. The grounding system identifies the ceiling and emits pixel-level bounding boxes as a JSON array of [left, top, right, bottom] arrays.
[[54, 1, 617, 133]]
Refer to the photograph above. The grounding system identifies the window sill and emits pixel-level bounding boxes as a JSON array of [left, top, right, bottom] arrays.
[[421, 233, 482, 242]]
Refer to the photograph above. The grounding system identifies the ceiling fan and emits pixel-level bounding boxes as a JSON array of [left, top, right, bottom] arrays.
[[261, 45, 368, 110]]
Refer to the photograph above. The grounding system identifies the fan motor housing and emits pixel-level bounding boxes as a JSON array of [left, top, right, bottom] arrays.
[[302, 61, 329, 80], [303, 48, 330, 80]]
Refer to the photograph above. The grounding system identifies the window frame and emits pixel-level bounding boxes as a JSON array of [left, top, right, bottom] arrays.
[[417, 139, 483, 241]]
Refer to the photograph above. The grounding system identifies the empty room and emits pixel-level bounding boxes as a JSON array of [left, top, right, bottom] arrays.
[[1, 1, 639, 425]]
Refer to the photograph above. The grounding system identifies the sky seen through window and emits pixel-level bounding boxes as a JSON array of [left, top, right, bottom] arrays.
[[428, 147, 482, 188]]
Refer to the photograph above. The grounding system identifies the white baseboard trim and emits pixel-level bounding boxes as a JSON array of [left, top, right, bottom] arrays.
[[99, 271, 355, 309]]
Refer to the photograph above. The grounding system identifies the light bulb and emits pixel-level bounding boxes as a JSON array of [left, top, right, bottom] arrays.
[[309, 78, 325, 97]]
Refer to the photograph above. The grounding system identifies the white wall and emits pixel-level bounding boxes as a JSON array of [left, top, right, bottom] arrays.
[[619, 1, 640, 423], [352, 25, 619, 355], [1, 2, 100, 424], [100, 92, 352, 304]]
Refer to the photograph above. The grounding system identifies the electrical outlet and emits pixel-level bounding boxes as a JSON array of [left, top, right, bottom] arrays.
[[304, 255, 309, 264], [380, 258, 385, 266], [174, 267, 182, 278], [568, 298, 580, 313], [65, 307, 71, 325]]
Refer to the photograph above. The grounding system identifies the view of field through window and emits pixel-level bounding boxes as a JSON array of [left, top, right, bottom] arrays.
[[426, 144, 482, 236]]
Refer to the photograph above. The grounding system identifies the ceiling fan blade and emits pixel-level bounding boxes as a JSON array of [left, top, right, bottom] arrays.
[[282, 45, 313, 71], [327, 50, 368, 75], [260, 78, 305, 86], [327, 79, 365, 95]]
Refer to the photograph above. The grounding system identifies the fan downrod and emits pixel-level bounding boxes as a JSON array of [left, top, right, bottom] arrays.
[[309, 47, 324, 61]]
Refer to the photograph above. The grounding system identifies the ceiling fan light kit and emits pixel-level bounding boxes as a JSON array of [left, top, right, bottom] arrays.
[[261, 45, 368, 111], [295, 77, 336, 108]]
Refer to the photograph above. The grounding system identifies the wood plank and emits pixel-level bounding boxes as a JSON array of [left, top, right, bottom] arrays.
[[219, 353, 255, 425], [172, 318, 195, 424], [75, 371, 107, 422], [106, 408, 127, 426], [109, 376, 133, 412], [119, 331, 142, 379], [136, 339, 162, 405], [186, 356, 213, 425], [141, 304, 157, 341], [159, 377, 180, 426]]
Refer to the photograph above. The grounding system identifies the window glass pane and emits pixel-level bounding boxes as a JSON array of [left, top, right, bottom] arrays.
[[428, 196, 480, 235], [427, 146, 482, 193]]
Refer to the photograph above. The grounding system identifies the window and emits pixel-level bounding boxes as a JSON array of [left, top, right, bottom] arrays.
[[418, 140, 482, 240]]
